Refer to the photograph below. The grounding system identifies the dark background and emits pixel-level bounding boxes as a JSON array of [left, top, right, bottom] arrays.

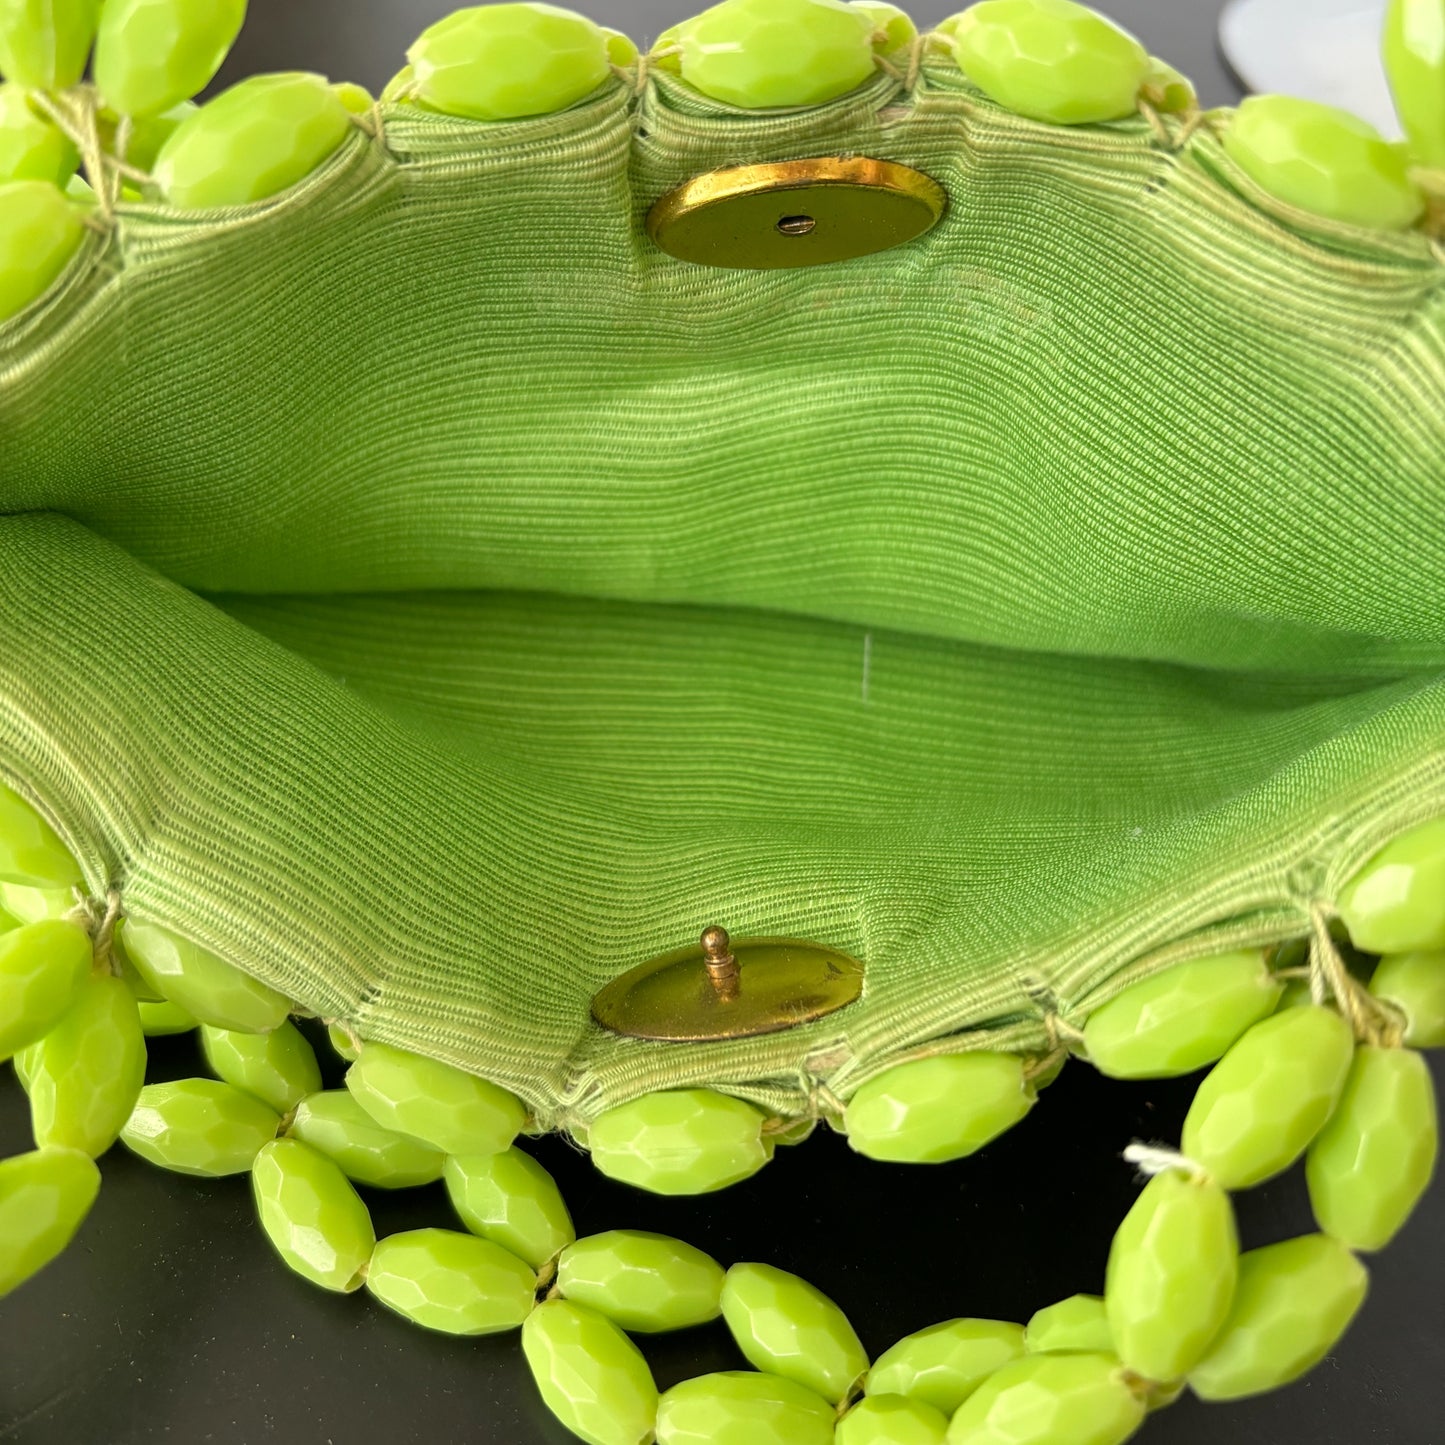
[[4, 2, 1443, 1442]]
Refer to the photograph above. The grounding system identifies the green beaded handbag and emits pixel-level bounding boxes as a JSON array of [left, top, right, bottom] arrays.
[[1, 0, 1443, 1440]]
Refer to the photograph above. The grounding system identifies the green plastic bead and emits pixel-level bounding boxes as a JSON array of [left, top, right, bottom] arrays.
[[288, 1089, 445, 1188], [945, 1352, 1144, 1445], [366, 1227, 535, 1335], [0, 85, 78, 185], [0, 782, 83, 888], [556, 1229, 724, 1332], [154, 71, 352, 209], [111, 98, 195, 170], [1338, 818, 1445, 953], [1105, 1171, 1238, 1381], [0, 0, 100, 90], [408, 4, 611, 122], [1140, 56, 1194, 113], [674, 0, 875, 109], [200, 1019, 321, 1113], [1084, 950, 1281, 1079], [346, 1042, 526, 1157], [838, 1395, 949, 1445], [720, 1261, 868, 1403], [251, 1137, 375, 1292], [869, 1318, 1026, 1413], [122, 1077, 280, 1175], [1306, 1045, 1439, 1250], [0, 1146, 100, 1297], [326, 1021, 361, 1060], [857, 1, 917, 53], [122, 920, 290, 1033], [332, 80, 372, 114], [12, 1039, 35, 1089], [1024, 1295, 1112, 1355], [599, 25, 636, 65], [443, 1146, 573, 1268], [29, 973, 146, 1156], [0, 917, 91, 1057], [1181, 1004, 1355, 1189], [1370, 951, 1445, 1047], [380, 63, 414, 102], [137, 998, 197, 1035], [0, 881, 72, 923], [845, 1052, 1035, 1164], [522, 1299, 659, 1445], [655, 1371, 834, 1445], [94, 0, 246, 118], [945, 0, 1150, 126], [1223, 94, 1424, 231], [587, 1088, 772, 1195], [1384, 0, 1445, 168], [1188, 1235, 1368, 1401]]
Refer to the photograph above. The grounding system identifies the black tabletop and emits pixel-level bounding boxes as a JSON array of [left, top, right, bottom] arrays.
[[4, 4, 1442, 1443]]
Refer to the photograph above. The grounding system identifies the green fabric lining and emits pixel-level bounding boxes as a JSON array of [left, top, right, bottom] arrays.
[[0, 62, 1442, 1122]]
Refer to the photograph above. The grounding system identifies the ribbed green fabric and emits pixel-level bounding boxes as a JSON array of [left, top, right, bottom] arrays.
[[0, 64, 1441, 1122]]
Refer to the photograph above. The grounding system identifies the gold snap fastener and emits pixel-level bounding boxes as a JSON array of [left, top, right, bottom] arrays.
[[591, 925, 865, 1041], [646, 156, 947, 270]]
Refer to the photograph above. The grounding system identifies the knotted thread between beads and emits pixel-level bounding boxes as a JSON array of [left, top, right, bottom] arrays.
[[65, 886, 124, 976], [1123, 1140, 1213, 1186], [1308, 903, 1403, 1049]]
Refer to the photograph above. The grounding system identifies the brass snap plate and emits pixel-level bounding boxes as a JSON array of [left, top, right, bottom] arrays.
[[646, 156, 947, 270], [592, 926, 865, 1042]]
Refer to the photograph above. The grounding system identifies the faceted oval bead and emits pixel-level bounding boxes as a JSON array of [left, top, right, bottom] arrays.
[[556, 1229, 724, 1332], [1384, 0, 1445, 168], [0, 85, 79, 186], [201, 1019, 321, 1113], [856, 1, 917, 53], [408, 4, 611, 122], [0, 917, 91, 1058], [675, 0, 876, 109], [346, 1042, 526, 1157], [94, 0, 247, 118], [844, 1052, 1034, 1163], [1083, 949, 1281, 1079], [587, 1088, 772, 1195], [944, 1352, 1145, 1445], [366, 1227, 535, 1335], [0, 880, 73, 924], [655, 1371, 834, 1445], [250, 1137, 375, 1292], [29, 973, 146, 1157], [1188, 1234, 1368, 1400], [521, 1299, 658, 1445], [1338, 819, 1445, 953], [380, 63, 414, 102], [720, 1260, 868, 1403], [1306, 1045, 1439, 1250], [326, 1022, 361, 1061], [443, 1147, 573, 1268], [945, 0, 1150, 126], [154, 71, 353, 209], [1024, 1295, 1112, 1355], [137, 998, 197, 1035], [1104, 1171, 1239, 1381], [121, 1077, 280, 1176], [117, 99, 197, 171], [1370, 951, 1445, 1047], [838, 1395, 949, 1445], [1224, 95, 1424, 231], [1139, 56, 1194, 113], [0, 1146, 100, 1297], [0, 0, 99, 89], [0, 782, 83, 888], [1180, 1004, 1355, 1189], [332, 80, 373, 114], [869, 1318, 1026, 1413], [599, 26, 636, 65], [122, 921, 290, 1033], [288, 1089, 446, 1188]]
